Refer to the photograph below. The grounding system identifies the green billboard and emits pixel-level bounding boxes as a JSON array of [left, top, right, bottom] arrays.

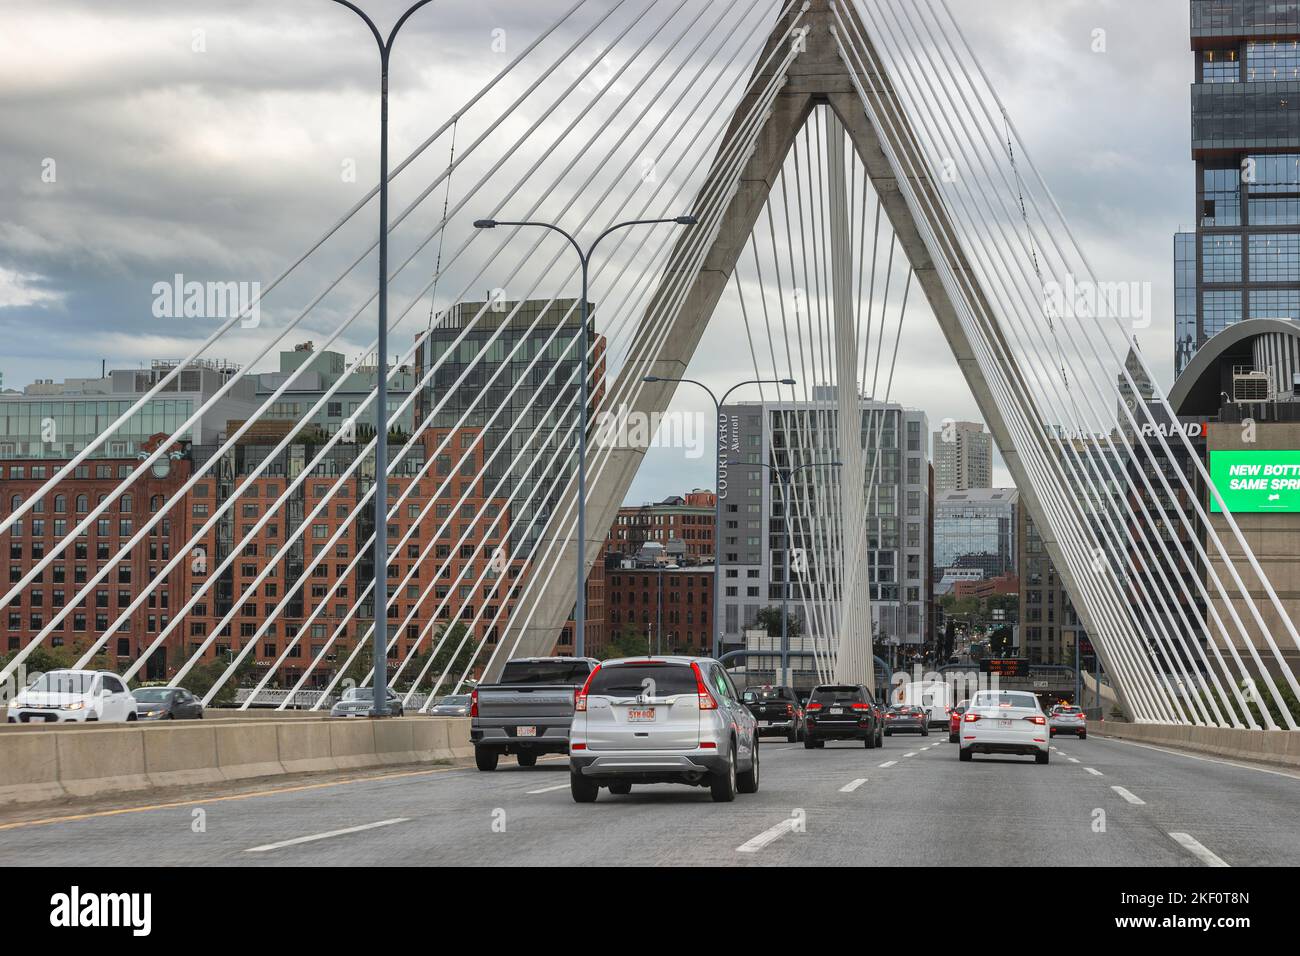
[[1209, 450, 1300, 513]]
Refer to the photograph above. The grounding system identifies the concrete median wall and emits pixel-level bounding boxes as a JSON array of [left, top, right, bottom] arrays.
[[0, 717, 471, 806], [1102, 721, 1300, 770]]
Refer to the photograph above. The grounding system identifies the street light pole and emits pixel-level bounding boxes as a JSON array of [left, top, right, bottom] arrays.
[[642, 376, 794, 661], [757, 459, 841, 683], [474, 215, 696, 658], [331, 0, 437, 717]]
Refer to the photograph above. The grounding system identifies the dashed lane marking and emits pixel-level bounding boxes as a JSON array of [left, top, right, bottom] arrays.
[[736, 818, 797, 853], [1169, 831, 1229, 867], [245, 817, 408, 853], [1111, 785, 1146, 805], [840, 778, 868, 793], [878, 760, 897, 768]]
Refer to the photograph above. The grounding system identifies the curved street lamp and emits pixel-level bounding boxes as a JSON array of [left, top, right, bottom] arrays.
[[475, 215, 697, 657], [642, 375, 795, 659], [329, 0, 439, 716]]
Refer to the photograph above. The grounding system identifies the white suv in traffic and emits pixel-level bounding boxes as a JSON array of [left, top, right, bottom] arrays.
[[568, 656, 759, 803], [957, 690, 1049, 764], [6, 670, 138, 724]]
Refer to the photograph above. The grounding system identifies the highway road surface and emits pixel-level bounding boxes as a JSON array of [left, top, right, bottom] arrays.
[[1, 734, 1295, 866]]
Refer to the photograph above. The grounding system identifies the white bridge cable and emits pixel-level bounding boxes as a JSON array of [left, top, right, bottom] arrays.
[[0, 0, 658, 683], [921, 0, 1300, 723], [870, 0, 1248, 726], [829, 9, 1181, 721], [0, 0, 602, 542], [864, 0, 1296, 724], [855, 1, 1218, 724], [833, 15, 1180, 724], [182, 0, 777, 702], [1, 0, 683, 692]]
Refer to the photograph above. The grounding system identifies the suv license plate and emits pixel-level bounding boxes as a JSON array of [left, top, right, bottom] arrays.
[[517, 725, 537, 737], [997, 719, 1012, 729], [829, 707, 842, 715], [627, 708, 656, 722]]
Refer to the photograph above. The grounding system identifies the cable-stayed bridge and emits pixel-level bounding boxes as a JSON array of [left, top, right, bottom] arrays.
[[1, 0, 1298, 739]]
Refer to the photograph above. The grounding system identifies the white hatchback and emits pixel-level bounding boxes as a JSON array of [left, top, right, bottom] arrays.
[[6, 670, 138, 724], [957, 690, 1049, 764]]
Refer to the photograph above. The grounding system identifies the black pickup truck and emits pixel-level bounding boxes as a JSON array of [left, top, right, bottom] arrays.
[[741, 684, 806, 742], [470, 657, 598, 770]]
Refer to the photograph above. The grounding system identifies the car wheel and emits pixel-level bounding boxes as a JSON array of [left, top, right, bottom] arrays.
[[516, 752, 538, 768], [864, 733, 873, 749], [738, 735, 760, 794], [608, 782, 632, 795], [922, 728, 929, 736], [948, 733, 958, 744], [876, 728, 884, 747], [786, 727, 798, 743], [711, 748, 737, 802], [816, 740, 825, 749], [126, 712, 137, 722], [884, 729, 891, 737], [1079, 732, 1087, 740], [959, 747, 973, 762], [570, 770, 599, 803], [474, 748, 499, 772], [1036, 751, 1050, 765], [803, 735, 817, 750]]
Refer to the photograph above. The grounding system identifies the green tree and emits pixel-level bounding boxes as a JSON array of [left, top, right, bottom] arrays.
[[989, 625, 1013, 657], [178, 653, 257, 707], [0, 645, 76, 683], [754, 606, 802, 639]]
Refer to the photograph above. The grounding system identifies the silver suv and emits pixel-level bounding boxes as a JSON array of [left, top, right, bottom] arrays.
[[568, 656, 759, 803]]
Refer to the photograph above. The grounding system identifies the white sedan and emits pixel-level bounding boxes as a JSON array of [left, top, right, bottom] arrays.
[[957, 690, 1050, 764]]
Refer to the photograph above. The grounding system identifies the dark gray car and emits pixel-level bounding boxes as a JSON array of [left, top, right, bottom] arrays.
[[134, 686, 204, 720]]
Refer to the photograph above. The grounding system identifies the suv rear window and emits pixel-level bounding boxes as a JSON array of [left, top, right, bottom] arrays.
[[812, 685, 864, 704], [500, 660, 593, 685], [588, 664, 698, 697], [972, 691, 1039, 709], [753, 688, 794, 701]]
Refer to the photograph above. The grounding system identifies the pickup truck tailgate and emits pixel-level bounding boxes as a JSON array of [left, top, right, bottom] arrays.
[[476, 685, 575, 719]]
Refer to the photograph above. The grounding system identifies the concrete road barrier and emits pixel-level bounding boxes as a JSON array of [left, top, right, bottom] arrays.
[[0, 717, 472, 806], [1101, 721, 1300, 770]]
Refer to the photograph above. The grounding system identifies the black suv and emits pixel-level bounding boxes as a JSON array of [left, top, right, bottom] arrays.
[[804, 684, 884, 749], [741, 684, 805, 742]]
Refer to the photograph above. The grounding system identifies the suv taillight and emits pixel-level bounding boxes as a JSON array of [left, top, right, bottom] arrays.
[[1024, 714, 1046, 725], [851, 702, 870, 711], [470, 689, 479, 718], [690, 661, 717, 710], [574, 665, 600, 713], [807, 701, 823, 711], [963, 712, 980, 722]]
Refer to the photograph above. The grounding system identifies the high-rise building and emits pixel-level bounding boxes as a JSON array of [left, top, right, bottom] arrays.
[[718, 393, 931, 657], [931, 420, 992, 494], [933, 488, 1019, 583], [1177, 1, 1300, 376]]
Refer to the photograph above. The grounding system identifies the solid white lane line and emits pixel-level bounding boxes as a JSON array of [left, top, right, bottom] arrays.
[[736, 818, 797, 853], [1100, 736, 1300, 781], [1084, 767, 1103, 776], [526, 784, 569, 795], [1111, 785, 1146, 805], [840, 778, 868, 793], [245, 817, 409, 853], [1170, 832, 1230, 867], [878, 760, 897, 768]]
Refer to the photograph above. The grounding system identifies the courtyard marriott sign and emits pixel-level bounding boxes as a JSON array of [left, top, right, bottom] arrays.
[[1209, 450, 1300, 513]]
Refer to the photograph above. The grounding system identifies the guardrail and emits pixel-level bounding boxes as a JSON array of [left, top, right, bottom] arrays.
[[232, 689, 433, 709], [1101, 722, 1300, 770], [0, 716, 471, 806]]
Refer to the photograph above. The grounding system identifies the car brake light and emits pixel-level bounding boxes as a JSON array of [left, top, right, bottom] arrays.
[[785, 704, 794, 716], [851, 703, 870, 711], [807, 701, 823, 711], [1024, 715, 1046, 725], [963, 712, 980, 722], [574, 664, 601, 713], [470, 688, 479, 718], [690, 661, 717, 710]]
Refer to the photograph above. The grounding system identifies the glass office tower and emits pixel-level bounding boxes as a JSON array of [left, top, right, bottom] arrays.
[[1178, 2, 1300, 377]]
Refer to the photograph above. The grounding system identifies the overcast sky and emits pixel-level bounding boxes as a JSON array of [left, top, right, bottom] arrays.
[[0, 0, 1192, 502]]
